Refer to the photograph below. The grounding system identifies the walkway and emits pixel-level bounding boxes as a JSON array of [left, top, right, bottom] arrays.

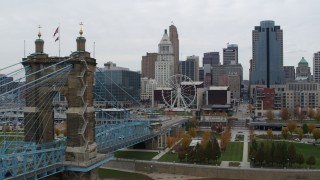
[[152, 139, 182, 161]]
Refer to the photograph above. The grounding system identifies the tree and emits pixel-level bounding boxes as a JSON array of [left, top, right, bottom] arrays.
[[265, 109, 275, 121], [295, 128, 304, 141], [306, 156, 316, 168], [279, 142, 288, 167], [270, 142, 276, 166], [201, 131, 211, 147], [54, 127, 61, 137], [295, 153, 304, 167], [312, 128, 320, 141], [220, 128, 231, 151], [302, 123, 308, 134], [315, 109, 320, 121], [287, 120, 297, 135], [249, 127, 255, 140], [189, 118, 197, 128], [287, 143, 296, 166], [308, 123, 316, 134], [181, 133, 192, 150], [295, 107, 304, 121], [205, 140, 213, 163], [212, 137, 221, 164], [281, 108, 290, 120], [178, 150, 186, 162], [307, 107, 315, 120], [281, 127, 289, 140], [188, 127, 197, 138], [167, 136, 176, 148], [267, 128, 273, 140], [256, 142, 265, 166], [195, 143, 205, 163], [250, 139, 258, 162]]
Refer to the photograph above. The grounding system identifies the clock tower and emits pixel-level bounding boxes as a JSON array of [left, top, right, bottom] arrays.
[[155, 29, 175, 86]]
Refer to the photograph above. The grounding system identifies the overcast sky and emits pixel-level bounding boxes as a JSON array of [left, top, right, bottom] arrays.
[[0, 0, 319, 80]]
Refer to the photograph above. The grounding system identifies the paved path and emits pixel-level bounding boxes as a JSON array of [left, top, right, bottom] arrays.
[[242, 131, 249, 163], [152, 139, 182, 161]]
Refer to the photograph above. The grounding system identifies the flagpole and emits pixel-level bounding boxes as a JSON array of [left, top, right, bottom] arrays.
[[59, 23, 61, 57]]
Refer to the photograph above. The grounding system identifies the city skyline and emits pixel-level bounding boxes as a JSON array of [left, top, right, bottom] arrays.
[[0, 0, 320, 80]]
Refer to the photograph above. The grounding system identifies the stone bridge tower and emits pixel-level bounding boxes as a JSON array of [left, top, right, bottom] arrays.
[[23, 26, 98, 179]]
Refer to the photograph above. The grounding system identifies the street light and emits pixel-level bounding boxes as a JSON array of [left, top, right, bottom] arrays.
[[252, 157, 255, 167], [287, 158, 290, 168]]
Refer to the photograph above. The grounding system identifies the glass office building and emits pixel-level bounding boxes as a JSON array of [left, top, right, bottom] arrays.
[[95, 63, 140, 108], [250, 20, 285, 87]]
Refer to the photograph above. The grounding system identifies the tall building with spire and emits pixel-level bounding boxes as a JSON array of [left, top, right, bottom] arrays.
[[250, 20, 284, 87], [169, 25, 179, 75], [155, 29, 174, 86]]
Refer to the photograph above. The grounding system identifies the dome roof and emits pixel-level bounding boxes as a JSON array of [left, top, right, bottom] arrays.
[[298, 57, 308, 64]]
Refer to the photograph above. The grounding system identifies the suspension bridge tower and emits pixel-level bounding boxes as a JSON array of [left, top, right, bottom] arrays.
[[22, 25, 99, 179]]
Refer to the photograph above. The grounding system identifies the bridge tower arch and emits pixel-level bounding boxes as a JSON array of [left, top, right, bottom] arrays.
[[23, 27, 98, 179]]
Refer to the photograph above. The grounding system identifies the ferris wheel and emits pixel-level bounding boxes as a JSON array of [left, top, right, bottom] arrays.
[[161, 74, 196, 110]]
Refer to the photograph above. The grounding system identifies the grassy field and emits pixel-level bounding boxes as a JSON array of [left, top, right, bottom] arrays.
[[220, 142, 243, 161], [158, 151, 180, 162], [293, 143, 320, 168], [159, 141, 243, 163], [114, 151, 158, 161], [249, 140, 320, 168], [98, 168, 152, 180]]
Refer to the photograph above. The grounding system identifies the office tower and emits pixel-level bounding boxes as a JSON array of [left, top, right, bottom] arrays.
[[203, 52, 220, 66], [250, 20, 284, 87], [223, 44, 238, 65], [296, 57, 311, 81], [313, 51, 320, 83], [155, 29, 174, 86], [199, 67, 204, 82], [169, 25, 179, 75], [141, 52, 157, 79], [283, 66, 295, 82], [179, 55, 199, 81], [211, 64, 243, 86], [95, 62, 140, 107]]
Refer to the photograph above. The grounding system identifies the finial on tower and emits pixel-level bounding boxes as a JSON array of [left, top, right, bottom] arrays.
[[38, 25, 42, 38], [79, 22, 83, 36]]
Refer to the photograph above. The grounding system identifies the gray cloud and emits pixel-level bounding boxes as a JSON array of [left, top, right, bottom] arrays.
[[0, 0, 319, 80]]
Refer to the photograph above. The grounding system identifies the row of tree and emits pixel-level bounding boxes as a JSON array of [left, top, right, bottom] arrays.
[[266, 107, 320, 121], [250, 139, 316, 168], [178, 137, 221, 164]]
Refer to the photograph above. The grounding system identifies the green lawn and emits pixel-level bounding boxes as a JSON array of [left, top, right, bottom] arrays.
[[114, 151, 158, 161], [293, 143, 320, 168], [159, 152, 180, 162], [220, 142, 243, 161], [98, 168, 152, 180], [248, 140, 320, 168], [159, 142, 243, 163]]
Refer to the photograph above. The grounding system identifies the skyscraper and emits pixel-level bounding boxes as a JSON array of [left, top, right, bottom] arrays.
[[155, 29, 174, 86], [223, 44, 238, 65], [169, 25, 179, 75], [313, 51, 320, 83], [203, 52, 220, 66], [179, 55, 199, 81], [141, 52, 157, 79], [250, 20, 284, 87]]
